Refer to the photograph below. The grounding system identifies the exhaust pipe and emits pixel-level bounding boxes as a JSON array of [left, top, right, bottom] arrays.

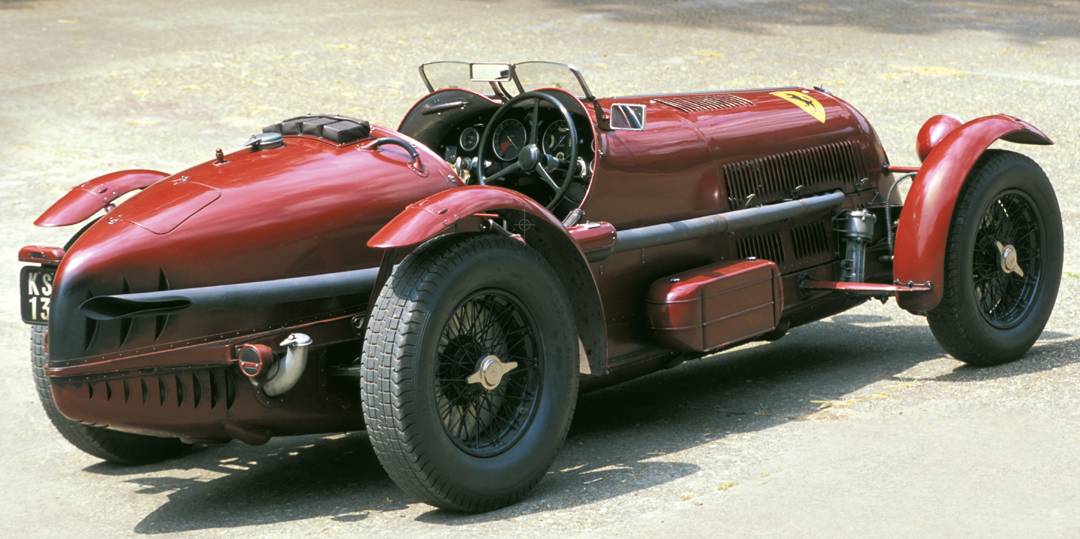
[[238, 333, 312, 397], [586, 190, 845, 262], [263, 333, 312, 397], [79, 267, 381, 321]]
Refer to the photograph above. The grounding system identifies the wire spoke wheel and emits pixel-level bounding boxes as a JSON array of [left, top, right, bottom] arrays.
[[927, 150, 1062, 366], [435, 290, 542, 456], [970, 191, 1042, 328], [361, 233, 578, 512]]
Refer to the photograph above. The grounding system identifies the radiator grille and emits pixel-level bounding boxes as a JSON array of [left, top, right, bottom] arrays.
[[724, 140, 865, 205], [791, 221, 830, 260], [737, 232, 785, 264], [655, 94, 753, 113]]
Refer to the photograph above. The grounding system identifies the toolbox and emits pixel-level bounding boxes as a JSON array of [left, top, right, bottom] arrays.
[[646, 259, 783, 352]]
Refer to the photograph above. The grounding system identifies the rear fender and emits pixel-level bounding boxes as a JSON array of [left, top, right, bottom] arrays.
[[368, 185, 564, 248], [369, 186, 607, 375], [35, 169, 170, 227], [894, 115, 1052, 312]]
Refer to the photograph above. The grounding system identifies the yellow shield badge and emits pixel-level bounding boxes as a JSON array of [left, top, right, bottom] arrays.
[[771, 91, 826, 123]]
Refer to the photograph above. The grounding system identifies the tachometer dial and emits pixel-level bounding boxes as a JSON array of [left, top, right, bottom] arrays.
[[492, 119, 527, 161], [543, 120, 573, 161], [459, 127, 479, 152]]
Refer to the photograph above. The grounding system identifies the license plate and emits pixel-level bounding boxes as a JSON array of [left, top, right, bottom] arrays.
[[21, 266, 55, 325]]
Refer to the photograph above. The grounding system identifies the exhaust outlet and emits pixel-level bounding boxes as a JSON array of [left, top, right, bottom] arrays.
[[238, 333, 312, 397], [264, 333, 312, 397]]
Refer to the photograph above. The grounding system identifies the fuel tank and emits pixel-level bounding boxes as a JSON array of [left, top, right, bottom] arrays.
[[47, 124, 454, 366]]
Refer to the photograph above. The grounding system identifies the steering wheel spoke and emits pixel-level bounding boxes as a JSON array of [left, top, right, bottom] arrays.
[[486, 161, 522, 183], [535, 163, 560, 191], [529, 99, 541, 144]]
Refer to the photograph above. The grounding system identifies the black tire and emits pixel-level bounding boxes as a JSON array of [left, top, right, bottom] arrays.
[[361, 233, 579, 512], [927, 150, 1063, 366], [31, 325, 192, 464]]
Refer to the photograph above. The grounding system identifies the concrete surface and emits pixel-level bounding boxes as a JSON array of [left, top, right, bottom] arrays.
[[2, 0, 1079, 537]]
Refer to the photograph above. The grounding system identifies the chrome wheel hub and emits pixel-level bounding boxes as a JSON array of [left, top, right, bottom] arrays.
[[996, 241, 1025, 277], [467, 355, 518, 390]]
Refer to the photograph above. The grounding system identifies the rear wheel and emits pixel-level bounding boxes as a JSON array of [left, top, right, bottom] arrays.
[[361, 233, 578, 512], [31, 325, 191, 464], [927, 150, 1063, 366]]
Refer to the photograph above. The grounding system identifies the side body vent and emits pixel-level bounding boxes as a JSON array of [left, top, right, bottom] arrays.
[[724, 140, 865, 206], [791, 221, 830, 260], [80, 368, 234, 411], [655, 95, 753, 113], [155, 269, 170, 341], [737, 232, 785, 264]]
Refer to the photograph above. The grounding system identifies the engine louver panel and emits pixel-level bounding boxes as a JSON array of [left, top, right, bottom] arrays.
[[737, 232, 785, 264], [655, 94, 753, 113], [791, 221, 830, 260], [724, 140, 865, 206]]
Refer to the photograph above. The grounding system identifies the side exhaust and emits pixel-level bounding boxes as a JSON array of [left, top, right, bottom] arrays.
[[79, 267, 380, 321], [586, 190, 845, 262]]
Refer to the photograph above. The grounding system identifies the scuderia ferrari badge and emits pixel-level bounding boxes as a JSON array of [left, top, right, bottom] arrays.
[[771, 91, 826, 123]]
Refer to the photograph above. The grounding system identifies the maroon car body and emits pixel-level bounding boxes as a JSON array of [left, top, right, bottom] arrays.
[[20, 62, 1061, 512]]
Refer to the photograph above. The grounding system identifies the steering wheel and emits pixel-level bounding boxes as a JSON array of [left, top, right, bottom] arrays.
[[477, 91, 579, 210]]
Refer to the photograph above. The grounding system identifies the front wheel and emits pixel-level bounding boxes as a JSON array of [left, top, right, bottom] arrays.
[[361, 233, 579, 512], [31, 325, 192, 464], [927, 150, 1063, 366]]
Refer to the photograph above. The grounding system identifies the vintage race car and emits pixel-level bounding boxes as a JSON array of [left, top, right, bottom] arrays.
[[20, 61, 1061, 512]]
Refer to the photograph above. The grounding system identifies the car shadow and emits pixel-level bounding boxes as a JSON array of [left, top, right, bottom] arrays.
[[415, 314, 1079, 524], [85, 431, 409, 533], [82, 314, 1079, 532], [535, 0, 1079, 43], [909, 331, 1079, 383]]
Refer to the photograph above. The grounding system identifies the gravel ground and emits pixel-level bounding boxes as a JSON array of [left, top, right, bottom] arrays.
[[2, 1, 1079, 537]]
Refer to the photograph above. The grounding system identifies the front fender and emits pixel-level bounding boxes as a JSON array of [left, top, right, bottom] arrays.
[[894, 115, 1052, 312], [35, 169, 169, 227], [369, 186, 608, 376]]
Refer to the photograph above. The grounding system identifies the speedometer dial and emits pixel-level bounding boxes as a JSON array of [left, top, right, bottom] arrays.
[[492, 119, 527, 161], [543, 121, 573, 161]]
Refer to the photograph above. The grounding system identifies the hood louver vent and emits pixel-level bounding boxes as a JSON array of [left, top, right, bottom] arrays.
[[724, 140, 866, 207], [655, 95, 753, 113], [791, 221, 830, 260], [738, 232, 785, 264]]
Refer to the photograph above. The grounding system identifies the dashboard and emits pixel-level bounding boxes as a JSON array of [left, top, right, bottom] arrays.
[[440, 110, 594, 213], [399, 90, 596, 217]]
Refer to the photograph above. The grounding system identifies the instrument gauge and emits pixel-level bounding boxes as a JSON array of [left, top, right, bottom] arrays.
[[492, 119, 527, 161], [543, 121, 574, 161], [459, 127, 480, 152]]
